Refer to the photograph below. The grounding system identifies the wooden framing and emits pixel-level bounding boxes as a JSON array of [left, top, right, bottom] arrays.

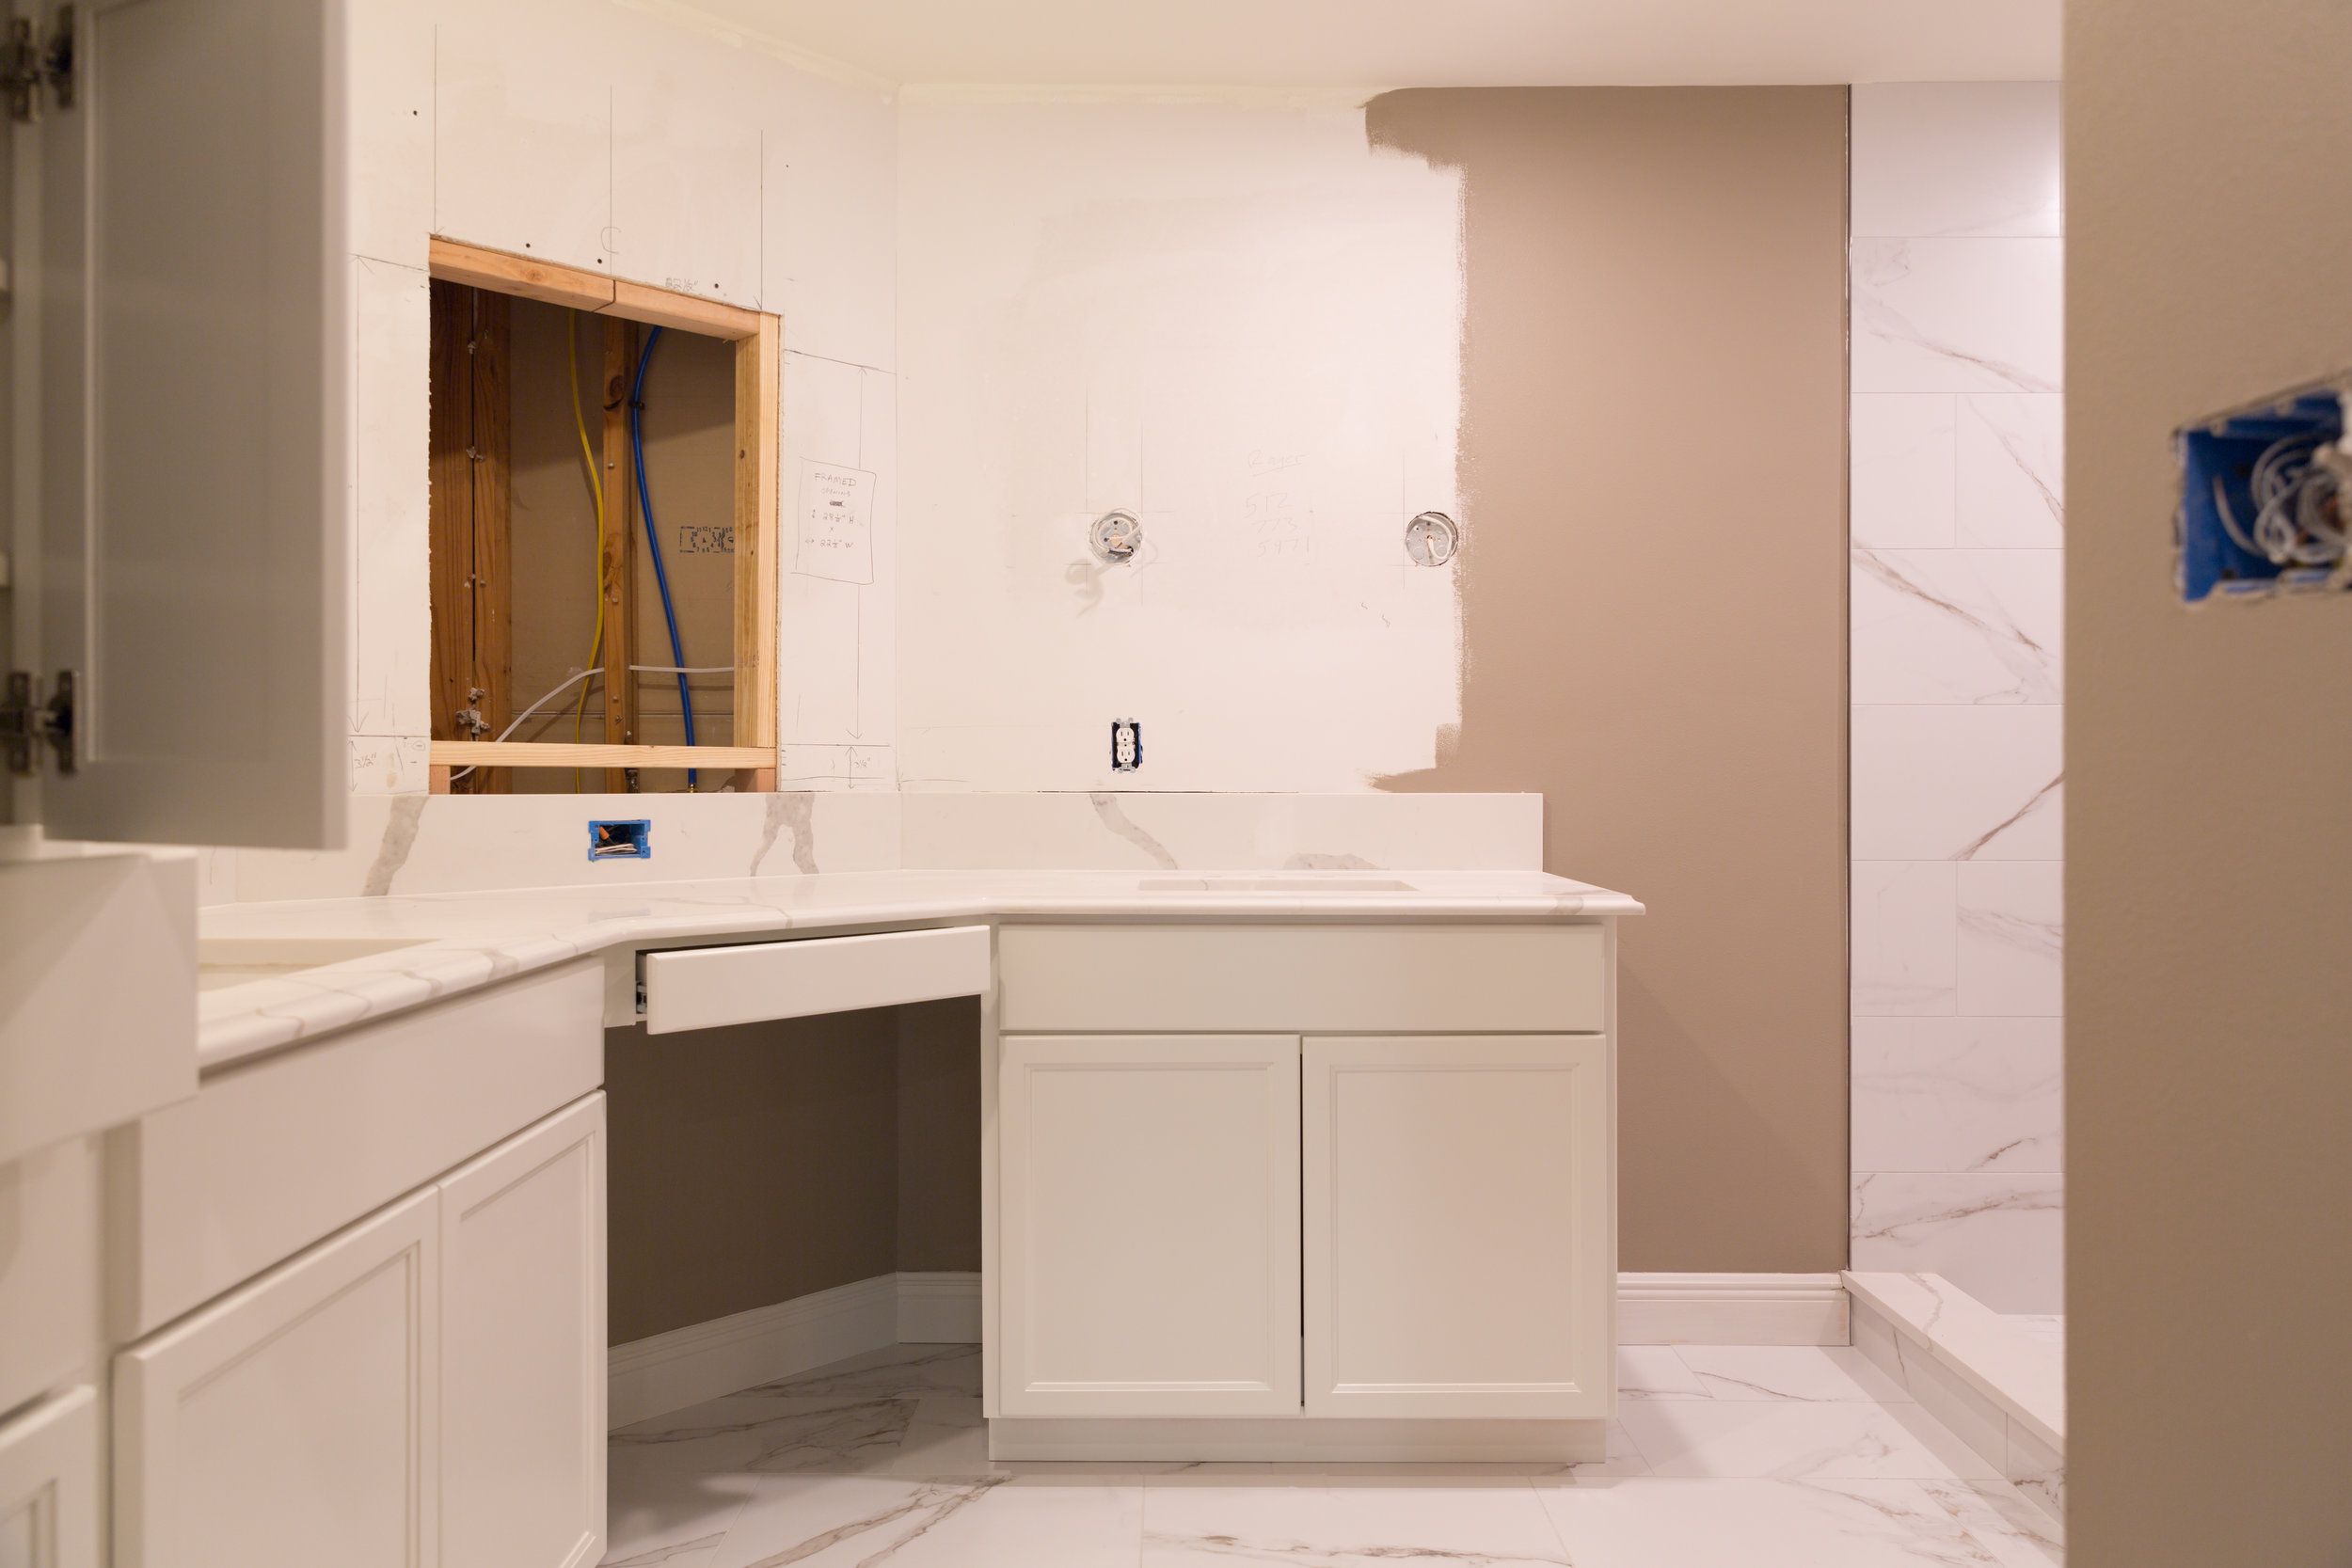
[[423, 237, 779, 789], [600, 317, 639, 791], [427, 280, 512, 795]]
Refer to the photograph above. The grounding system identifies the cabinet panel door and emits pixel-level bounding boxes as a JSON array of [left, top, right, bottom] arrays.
[[40, 0, 347, 847], [438, 1094, 606, 1568], [113, 1188, 438, 1568], [1000, 1035, 1299, 1417], [1304, 1036, 1611, 1419], [0, 1386, 101, 1568]]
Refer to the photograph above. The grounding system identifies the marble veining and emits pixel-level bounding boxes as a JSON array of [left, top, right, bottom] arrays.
[[611, 1397, 919, 1472], [750, 792, 818, 877], [1850, 83, 2067, 1316], [1956, 901, 2059, 963], [1851, 1018, 2063, 1176], [1850, 1177, 2064, 1314], [1851, 239, 2063, 396], [1090, 792, 1181, 869], [599, 1344, 2062, 1568], [196, 867, 1629, 1069], [361, 794, 427, 896], [1958, 397, 2064, 546], [1851, 1176, 2062, 1245], [1852, 549, 2059, 706]]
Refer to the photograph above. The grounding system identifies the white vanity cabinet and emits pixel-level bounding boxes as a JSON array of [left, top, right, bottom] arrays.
[[991, 922, 1617, 1463], [106, 961, 609, 1568], [110, 1094, 606, 1568]]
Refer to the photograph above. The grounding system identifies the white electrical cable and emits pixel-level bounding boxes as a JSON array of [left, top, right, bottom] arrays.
[[447, 666, 736, 783], [2218, 430, 2350, 568]]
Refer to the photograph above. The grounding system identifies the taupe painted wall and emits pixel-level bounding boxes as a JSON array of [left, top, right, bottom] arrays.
[[1370, 88, 1852, 1271], [2068, 6, 2352, 1561], [606, 998, 980, 1343]]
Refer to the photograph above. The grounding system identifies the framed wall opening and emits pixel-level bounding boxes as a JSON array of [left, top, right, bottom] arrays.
[[424, 238, 778, 793]]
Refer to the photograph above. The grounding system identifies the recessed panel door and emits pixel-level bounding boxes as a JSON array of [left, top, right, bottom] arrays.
[[112, 1186, 437, 1568], [1303, 1035, 1611, 1419], [439, 1094, 605, 1568], [999, 1034, 1300, 1418]]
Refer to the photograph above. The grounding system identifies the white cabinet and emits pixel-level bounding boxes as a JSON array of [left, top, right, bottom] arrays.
[[31, 0, 348, 847], [439, 1096, 606, 1568], [1303, 1036, 1612, 1419], [112, 1187, 440, 1568], [998, 1035, 1300, 1417], [990, 922, 1618, 1461], [0, 1386, 101, 1568], [112, 1093, 609, 1568]]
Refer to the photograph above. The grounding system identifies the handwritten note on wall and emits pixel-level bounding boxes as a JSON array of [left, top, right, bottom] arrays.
[[794, 459, 876, 584]]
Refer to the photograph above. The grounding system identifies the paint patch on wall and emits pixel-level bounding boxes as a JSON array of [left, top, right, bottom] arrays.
[[896, 102, 1466, 792]]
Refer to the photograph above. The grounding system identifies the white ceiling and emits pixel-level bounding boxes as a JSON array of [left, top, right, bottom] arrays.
[[660, 0, 2060, 92]]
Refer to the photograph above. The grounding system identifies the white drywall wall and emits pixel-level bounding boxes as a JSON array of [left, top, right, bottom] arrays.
[[894, 100, 1466, 792], [342, 0, 898, 792]]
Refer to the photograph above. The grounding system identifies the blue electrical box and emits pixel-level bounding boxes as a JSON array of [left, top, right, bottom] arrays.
[[2176, 388, 2348, 602], [589, 819, 652, 861]]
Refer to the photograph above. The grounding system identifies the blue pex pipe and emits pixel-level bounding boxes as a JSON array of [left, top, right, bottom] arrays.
[[628, 327, 698, 785]]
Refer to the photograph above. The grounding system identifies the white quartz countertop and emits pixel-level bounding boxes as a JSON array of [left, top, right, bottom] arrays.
[[196, 868, 1639, 1072]]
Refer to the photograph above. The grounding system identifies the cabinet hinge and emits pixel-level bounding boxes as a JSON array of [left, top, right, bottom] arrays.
[[3, 7, 72, 125], [2, 670, 76, 777]]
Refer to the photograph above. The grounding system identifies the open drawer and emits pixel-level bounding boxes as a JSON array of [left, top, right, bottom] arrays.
[[641, 926, 993, 1034]]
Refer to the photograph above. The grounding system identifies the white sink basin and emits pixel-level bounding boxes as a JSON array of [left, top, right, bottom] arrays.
[[197, 935, 435, 991], [1137, 877, 1418, 894]]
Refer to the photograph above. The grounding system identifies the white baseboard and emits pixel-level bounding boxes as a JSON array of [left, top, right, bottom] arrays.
[[609, 1274, 901, 1428], [989, 1417, 1607, 1464], [612, 1269, 1848, 1429], [609, 1272, 984, 1429], [1617, 1273, 1850, 1346], [897, 1271, 983, 1342]]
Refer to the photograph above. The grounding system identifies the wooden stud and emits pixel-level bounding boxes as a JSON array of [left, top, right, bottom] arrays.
[[469, 287, 514, 794], [430, 741, 780, 770], [600, 316, 639, 791], [732, 314, 780, 760], [427, 280, 475, 757], [428, 765, 453, 795], [429, 236, 614, 312]]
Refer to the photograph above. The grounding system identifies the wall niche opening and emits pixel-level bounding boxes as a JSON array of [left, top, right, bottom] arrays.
[[425, 239, 778, 794]]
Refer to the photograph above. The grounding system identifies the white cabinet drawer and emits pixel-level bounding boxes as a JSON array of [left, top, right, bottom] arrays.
[[998, 924, 1606, 1033], [642, 926, 991, 1035], [107, 958, 603, 1339]]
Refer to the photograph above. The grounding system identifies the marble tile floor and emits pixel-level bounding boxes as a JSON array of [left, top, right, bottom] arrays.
[[603, 1342, 2063, 1567]]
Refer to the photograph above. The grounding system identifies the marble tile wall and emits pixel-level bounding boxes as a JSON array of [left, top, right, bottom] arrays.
[[1848, 83, 2065, 1313]]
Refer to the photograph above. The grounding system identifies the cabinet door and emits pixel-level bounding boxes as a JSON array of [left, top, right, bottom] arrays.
[[999, 1035, 1299, 1417], [113, 1187, 438, 1568], [0, 1386, 101, 1568], [1304, 1036, 1611, 1419], [35, 0, 347, 846], [438, 1094, 606, 1568]]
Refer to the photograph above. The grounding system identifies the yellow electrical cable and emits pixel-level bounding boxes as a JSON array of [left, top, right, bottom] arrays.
[[567, 315, 608, 790]]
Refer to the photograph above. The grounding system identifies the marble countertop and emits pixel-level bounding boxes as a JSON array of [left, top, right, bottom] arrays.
[[197, 868, 1640, 1072]]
